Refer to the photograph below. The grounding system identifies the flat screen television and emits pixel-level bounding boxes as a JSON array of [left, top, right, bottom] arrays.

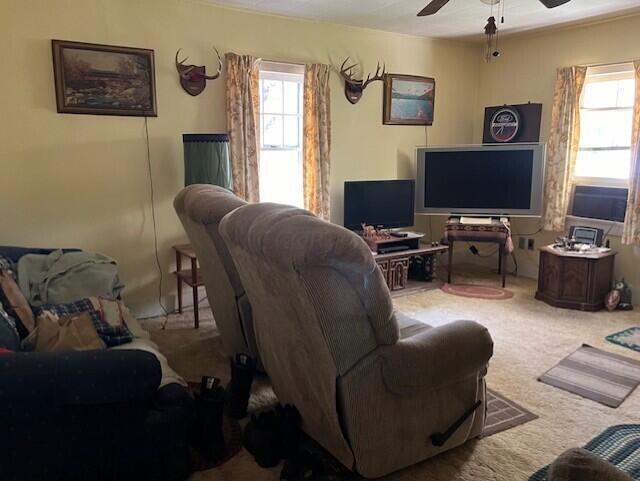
[[344, 180, 415, 230], [416, 144, 546, 216]]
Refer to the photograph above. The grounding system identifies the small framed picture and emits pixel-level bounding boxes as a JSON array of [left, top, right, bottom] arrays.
[[51, 40, 157, 116], [383, 74, 435, 125]]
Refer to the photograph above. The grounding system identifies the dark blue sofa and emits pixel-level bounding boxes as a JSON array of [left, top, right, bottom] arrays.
[[0, 246, 194, 481]]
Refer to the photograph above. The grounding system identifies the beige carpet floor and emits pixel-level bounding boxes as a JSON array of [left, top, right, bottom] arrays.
[[142, 267, 640, 481]]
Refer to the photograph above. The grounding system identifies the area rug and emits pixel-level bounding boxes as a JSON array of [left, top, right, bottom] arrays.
[[607, 327, 640, 353], [441, 283, 514, 300], [529, 424, 640, 480], [539, 344, 640, 408], [482, 388, 538, 437]]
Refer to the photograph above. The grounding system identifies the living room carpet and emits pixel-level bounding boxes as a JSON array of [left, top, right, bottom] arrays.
[[608, 327, 640, 353], [142, 266, 640, 481], [538, 344, 640, 408], [528, 424, 640, 481]]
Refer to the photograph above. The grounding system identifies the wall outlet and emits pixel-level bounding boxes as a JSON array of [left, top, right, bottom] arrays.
[[518, 237, 526, 250], [527, 238, 535, 250]]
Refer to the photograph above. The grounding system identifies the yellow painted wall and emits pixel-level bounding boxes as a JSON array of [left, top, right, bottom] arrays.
[[471, 14, 640, 289], [0, 0, 480, 315]]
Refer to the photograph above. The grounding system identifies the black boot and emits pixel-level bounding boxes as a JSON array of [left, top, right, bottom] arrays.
[[243, 410, 282, 468], [279, 405, 302, 460], [225, 353, 256, 419], [194, 376, 226, 463]]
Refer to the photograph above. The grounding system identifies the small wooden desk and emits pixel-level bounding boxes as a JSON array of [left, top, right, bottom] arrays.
[[535, 245, 616, 311], [173, 244, 205, 328], [443, 219, 513, 288]]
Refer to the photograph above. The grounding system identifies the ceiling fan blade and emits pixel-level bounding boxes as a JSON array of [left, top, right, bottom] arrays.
[[538, 0, 571, 8], [417, 0, 451, 17]]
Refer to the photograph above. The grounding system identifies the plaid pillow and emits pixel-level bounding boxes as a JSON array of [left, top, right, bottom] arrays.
[[33, 298, 132, 347]]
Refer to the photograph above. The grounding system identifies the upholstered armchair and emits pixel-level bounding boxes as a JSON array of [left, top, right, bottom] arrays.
[[219, 202, 494, 478], [174, 185, 259, 362]]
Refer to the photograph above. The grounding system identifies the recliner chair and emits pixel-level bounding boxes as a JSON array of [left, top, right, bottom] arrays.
[[219, 202, 494, 478], [174, 185, 259, 362]]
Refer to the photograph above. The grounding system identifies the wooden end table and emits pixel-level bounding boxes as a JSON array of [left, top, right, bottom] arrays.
[[535, 245, 616, 311], [173, 244, 205, 328]]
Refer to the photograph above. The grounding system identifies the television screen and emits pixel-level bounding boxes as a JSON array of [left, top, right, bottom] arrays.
[[344, 180, 415, 230], [416, 144, 545, 216]]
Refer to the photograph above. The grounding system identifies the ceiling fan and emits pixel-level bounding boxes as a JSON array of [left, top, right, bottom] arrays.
[[418, 0, 571, 16]]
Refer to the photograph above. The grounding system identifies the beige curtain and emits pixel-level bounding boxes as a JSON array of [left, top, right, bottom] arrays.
[[542, 66, 587, 232], [225, 53, 260, 202], [622, 61, 640, 245], [303, 64, 332, 220]]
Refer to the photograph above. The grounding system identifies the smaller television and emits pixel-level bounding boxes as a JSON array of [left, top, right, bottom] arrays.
[[344, 180, 415, 231]]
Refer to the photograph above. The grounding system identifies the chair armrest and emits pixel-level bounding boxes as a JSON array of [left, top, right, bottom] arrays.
[[0, 350, 161, 406], [380, 320, 493, 396]]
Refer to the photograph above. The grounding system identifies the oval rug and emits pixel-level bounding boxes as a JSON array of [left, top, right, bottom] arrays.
[[441, 283, 514, 300]]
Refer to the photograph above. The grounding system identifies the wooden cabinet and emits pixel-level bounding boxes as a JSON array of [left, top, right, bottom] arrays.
[[535, 246, 616, 311], [374, 245, 448, 291]]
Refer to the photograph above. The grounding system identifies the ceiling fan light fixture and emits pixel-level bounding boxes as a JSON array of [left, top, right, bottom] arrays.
[[480, 0, 501, 5]]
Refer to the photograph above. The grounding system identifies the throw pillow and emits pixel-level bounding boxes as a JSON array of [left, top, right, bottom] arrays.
[[22, 312, 105, 352], [548, 448, 633, 481], [33, 298, 132, 347], [0, 269, 35, 337], [0, 301, 20, 351]]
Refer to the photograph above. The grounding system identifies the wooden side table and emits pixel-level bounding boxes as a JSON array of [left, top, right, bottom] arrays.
[[535, 245, 616, 311], [173, 244, 205, 328]]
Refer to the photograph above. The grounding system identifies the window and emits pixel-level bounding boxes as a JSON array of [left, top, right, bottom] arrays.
[[258, 62, 305, 208], [574, 64, 635, 181]]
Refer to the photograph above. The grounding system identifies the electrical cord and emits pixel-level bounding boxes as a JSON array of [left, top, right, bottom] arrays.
[[143, 116, 170, 328]]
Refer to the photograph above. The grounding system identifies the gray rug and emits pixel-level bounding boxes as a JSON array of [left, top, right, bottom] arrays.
[[483, 388, 538, 437], [539, 344, 640, 408]]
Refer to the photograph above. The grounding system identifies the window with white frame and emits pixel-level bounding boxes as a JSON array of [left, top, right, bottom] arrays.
[[574, 64, 635, 181], [258, 62, 305, 208]]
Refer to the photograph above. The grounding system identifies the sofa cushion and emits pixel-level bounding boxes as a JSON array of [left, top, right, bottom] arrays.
[[0, 301, 20, 351], [33, 298, 132, 347], [0, 269, 35, 337]]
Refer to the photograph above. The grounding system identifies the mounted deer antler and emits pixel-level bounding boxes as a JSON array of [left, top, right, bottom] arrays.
[[175, 47, 223, 96], [340, 57, 386, 104]]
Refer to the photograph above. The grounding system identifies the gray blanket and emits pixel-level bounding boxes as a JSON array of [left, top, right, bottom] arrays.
[[18, 250, 124, 306]]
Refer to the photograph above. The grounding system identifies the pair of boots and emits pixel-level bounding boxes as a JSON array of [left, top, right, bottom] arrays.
[[242, 405, 302, 468], [193, 376, 226, 464]]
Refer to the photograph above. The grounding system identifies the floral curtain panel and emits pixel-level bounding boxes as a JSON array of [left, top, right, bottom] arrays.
[[225, 53, 260, 202], [303, 64, 332, 220], [622, 61, 640, 245], [543, 66, 587, 232]]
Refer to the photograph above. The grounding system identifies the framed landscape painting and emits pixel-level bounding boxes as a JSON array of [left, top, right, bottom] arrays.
[[383, 74, 435, 125], [52, 40, 157, 116]]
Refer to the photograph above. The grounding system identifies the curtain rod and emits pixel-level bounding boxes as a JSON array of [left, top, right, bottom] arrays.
[[579, 59, 637, 68], [258, 58, 306, 66]]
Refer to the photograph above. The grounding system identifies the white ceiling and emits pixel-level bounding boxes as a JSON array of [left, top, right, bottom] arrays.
[[205, 0, 640, 40]]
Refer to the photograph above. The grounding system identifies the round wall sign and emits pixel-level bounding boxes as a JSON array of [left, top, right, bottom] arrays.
[[490, 107, 520, 143]]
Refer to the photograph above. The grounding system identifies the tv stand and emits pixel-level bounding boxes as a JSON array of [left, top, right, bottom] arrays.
[[361, 231, 424, 253]]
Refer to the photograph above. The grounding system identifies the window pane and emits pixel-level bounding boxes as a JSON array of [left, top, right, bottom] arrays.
[[582, 81, 618, 109], [618, 79, 635, 108], [283, 116, 299, 147], [283, 81, 300, 114], [579, 109, 633, 148], [262, 115, 283, 147], [262, 79, 283, 114], [259, 149, 304, 207], [575, 149, 631, 179]]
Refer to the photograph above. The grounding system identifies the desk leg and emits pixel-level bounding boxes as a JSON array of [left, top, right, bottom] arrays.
[[191, 258, 199, 329], [448, 241, 454, 284], [176, 251, 183, 314], [500, 243, 506, 288]]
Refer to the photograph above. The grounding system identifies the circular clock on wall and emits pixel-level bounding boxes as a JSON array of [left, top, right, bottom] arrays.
[[490, 107, 521, 143]]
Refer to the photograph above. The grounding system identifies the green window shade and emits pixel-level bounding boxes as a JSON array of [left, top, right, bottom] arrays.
[[183, 133, 232, 189]]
